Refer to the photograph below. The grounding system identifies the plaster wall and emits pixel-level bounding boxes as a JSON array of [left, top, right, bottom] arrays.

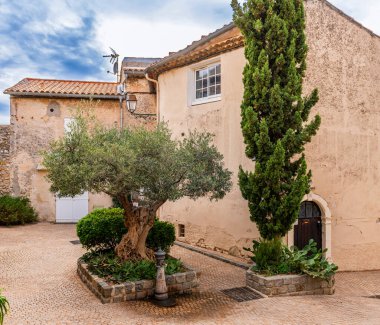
[[158, 1, 380, 270], [8, 78, 156, 222]]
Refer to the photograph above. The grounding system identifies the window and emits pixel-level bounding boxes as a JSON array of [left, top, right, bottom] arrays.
[[178, 224, 185, 237], [195, 63, 221, 101]]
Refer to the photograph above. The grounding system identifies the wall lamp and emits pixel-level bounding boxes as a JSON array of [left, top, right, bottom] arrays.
[[117, 71, 156, 117]]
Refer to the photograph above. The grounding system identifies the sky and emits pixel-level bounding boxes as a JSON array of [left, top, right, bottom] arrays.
[[0, 0, 379, 124]]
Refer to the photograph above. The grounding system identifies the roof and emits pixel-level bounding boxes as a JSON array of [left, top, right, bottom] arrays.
[[3, 78, 119, 99], [146, 23, 238, 78], [146, 0, 380, 78], [122, 57, 161, 77]]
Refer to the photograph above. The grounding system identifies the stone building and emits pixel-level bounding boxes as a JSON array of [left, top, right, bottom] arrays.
[[3, 0, 380, 271], [3, 57, 158, 222], [144, 0, 380, 271]]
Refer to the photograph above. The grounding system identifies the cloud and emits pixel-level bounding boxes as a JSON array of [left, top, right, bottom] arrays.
[[0, 0, 378, 125]]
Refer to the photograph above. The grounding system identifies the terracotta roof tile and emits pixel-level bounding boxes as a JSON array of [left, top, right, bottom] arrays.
[[3, 78, 118, 98]]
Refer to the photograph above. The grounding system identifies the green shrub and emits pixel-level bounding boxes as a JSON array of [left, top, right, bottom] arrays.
[[245, 238, 286, 275], [82, 250, 184, 283], [0, 289, 10, 325], [246, 239, 338, 280], [77, 208, 126, 250], [0, 195, 38, 226], [146, 219, 176, 252], [77, 208, 176, 252]]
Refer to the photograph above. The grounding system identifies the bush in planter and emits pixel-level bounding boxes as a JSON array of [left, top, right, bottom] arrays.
[[245, 238, 288, 275], [77, 208, 176, 252], [77, 208, 127, 250], [146, 219, 175, 252], [246, 239, 338, 280], [0, 195, 38, 226]]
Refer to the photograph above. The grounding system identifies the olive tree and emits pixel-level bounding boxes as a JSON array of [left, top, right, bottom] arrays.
[[43, 114, 232, 261]]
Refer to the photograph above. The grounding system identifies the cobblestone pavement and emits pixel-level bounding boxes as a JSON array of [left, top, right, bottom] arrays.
[[1, 223, 380, 325]]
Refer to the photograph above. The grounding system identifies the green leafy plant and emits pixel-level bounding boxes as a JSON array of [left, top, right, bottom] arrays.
[[77, 209, 176, 252], [231, 0, 321, 242], [77, 208, 127, 250], [82, 250, 184, 283], [146, 219, 176, 252], [247, 239, 338, 280], [0, 289, 10, 325], [288, 240, 338, 280], [245, 238, 285, 275], [0, 195, 38, 226]]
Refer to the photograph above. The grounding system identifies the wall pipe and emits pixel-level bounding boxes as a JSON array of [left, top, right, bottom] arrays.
[[145, 73, 160, 122]]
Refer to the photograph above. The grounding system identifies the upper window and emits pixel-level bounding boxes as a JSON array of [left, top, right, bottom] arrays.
[[195, 63, 221, 101]]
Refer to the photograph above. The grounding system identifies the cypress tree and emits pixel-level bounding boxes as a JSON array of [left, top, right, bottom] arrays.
[[231, 0, 321, 240]]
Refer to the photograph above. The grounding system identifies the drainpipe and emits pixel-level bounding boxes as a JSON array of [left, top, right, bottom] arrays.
[[145, 73, 160, 123], [145, 72, 161, 218]]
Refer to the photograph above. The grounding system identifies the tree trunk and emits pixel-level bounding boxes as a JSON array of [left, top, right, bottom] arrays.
[[115, 201, 157, 261]]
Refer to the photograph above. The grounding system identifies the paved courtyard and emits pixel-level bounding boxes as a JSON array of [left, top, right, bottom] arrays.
[[0, 223, 379, 325]]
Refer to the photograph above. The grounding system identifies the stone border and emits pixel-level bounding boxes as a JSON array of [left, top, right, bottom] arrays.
[[246, 270, 335, 297], [77, 259, 200, 304]]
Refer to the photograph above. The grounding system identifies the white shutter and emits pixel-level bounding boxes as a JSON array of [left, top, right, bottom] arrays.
[[64, 117, 75, 134]]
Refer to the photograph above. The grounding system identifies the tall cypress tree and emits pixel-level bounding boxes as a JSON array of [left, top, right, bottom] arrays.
[[231, 0, 321, 240]]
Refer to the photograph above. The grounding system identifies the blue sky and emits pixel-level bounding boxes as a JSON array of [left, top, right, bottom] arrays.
[[0, 0, 379, 124]]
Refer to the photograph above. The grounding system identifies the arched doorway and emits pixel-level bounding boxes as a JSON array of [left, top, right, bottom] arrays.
[[287, 192, 332, 260], [294, 201, 322, 250]]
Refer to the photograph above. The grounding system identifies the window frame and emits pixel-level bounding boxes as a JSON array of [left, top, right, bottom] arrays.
[[188, 58, 222, 107]]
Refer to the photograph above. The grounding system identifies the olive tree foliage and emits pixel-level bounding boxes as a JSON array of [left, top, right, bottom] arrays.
[[231, 0, 321, 240], [43, 111, 232, 260]]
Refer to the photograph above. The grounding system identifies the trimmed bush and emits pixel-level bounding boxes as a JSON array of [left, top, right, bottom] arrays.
[[77, 208, 176, 252], [0, 195, 38, 226], [146, 219, 175, 252], [77, 208, 126, 250]]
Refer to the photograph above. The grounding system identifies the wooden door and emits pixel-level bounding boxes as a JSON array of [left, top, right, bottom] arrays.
[[294, 201, 322, 250]]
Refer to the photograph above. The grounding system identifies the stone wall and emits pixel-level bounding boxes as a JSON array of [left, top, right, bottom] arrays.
[[246, 270, 335, 297], [77, 260, 200, 303], [0, 125, 11, 195]]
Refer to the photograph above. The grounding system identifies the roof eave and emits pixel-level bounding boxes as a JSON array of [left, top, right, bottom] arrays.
[[146, 22, 235, 76], [3, 91, 119, 100]]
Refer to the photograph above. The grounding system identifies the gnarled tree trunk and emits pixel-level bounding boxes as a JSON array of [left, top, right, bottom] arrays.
[[115, 198, 163, 261]]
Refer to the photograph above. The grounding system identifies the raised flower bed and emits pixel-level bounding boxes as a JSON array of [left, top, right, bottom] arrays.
[[78, 259, 200, 303], [246, 269, 334, 297]]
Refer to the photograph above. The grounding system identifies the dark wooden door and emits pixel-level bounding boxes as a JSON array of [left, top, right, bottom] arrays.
[[294, 201, 322, 250]]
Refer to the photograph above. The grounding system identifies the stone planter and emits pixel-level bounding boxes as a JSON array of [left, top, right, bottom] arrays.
[[246, 269, 335, 297], [77, 259, 200, 304]]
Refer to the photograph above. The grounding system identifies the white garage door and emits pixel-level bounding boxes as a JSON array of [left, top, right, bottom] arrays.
[[56, 192, 89, 223]]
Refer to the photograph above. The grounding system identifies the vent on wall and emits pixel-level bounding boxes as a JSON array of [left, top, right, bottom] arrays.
[[178, 224, 185, 237]]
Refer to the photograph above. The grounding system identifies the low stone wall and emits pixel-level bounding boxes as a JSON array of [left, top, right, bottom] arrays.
[[77, 259, 200, 303], [246, 270, 335, 296], [0, 125, 11, 195]]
